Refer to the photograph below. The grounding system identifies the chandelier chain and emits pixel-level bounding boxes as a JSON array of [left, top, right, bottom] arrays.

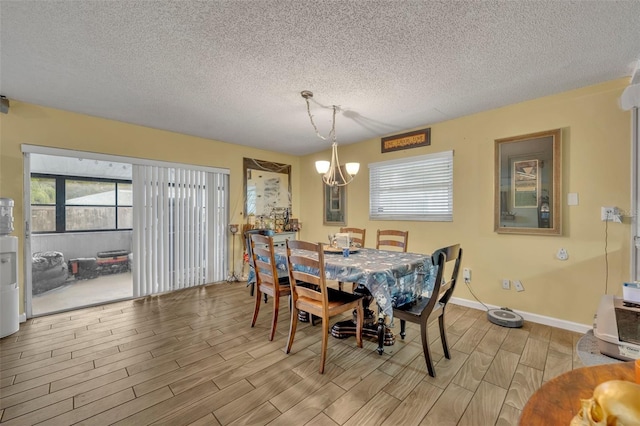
[[304, 96, 337, 143], [301, 90, 358, 186]]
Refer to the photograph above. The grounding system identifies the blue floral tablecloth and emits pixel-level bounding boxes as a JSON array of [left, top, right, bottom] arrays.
[[250, 247, 436, 320]]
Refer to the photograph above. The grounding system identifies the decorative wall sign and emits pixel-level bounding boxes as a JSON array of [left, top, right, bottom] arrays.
[[381, 128, 431, 153]]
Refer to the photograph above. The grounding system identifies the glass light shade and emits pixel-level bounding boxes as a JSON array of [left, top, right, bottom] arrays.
[[315, 160, 330, 174], [345, 162, 360, 176]]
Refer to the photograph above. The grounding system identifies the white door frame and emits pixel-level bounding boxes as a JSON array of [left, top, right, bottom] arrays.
[[22, 152, 33, 318], [21, 144, 229, 318]]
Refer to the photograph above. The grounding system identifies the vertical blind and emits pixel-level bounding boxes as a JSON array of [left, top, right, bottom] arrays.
[[132, 165, 228, 297], [369, 150, 453, 221]]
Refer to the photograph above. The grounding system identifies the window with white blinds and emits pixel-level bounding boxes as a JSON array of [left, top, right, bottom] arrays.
[[132, 165, 228, 297], [369, 150, 453, 221]]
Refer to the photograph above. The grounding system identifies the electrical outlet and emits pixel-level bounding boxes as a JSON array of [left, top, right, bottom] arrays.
[[463, 268, 471, 282], [601, 206, 618, 221], [514, 280, 525, 292], [502, 279, 510, 290], [556, 248, 568, 261]]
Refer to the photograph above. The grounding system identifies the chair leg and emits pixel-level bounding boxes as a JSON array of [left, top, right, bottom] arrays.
[[400, 319, 406, 339], [251, 289, 261, 327], [438, 314, 450, 359], [269, 294, 279, 341], [338, 281, 343, 291], [311, 314, 320, 326], [320, 316, 329, 374], [420, 320, 436, 377], [355, 302, 363, 348], [286, 305, 298, 354], [249, 282, 255, 296]]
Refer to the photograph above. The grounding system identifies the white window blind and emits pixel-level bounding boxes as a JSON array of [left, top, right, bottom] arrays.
[[132, 165, 227, 297], [369, 150, 453, 221]]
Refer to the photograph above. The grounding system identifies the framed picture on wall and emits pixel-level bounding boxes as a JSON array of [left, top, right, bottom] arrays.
[[494, 128, 562, 235], [323, 184, 346, 225], [512, 159, 539, 208]]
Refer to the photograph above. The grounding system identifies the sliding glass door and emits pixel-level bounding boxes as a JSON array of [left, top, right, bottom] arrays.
[[22, 146, 229, 317], [132, 165, 227, 296]]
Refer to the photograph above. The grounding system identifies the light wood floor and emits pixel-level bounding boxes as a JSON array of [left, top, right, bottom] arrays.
[[0, 281, 586, 425]]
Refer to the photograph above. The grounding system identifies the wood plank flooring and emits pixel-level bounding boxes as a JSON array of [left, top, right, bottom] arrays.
[[0, 281, 586, 425]]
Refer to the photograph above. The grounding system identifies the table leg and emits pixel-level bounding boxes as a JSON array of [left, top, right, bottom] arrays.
[[330, 283, 395, 350], [377, 317, 385, 355], [353, 283, 377, 325]]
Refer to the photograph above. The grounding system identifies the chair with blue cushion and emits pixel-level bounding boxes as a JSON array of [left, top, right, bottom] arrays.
[[392, 244, 462, 377]]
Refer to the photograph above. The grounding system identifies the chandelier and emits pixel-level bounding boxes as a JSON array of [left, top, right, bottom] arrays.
[[301, 90, 360, 186]]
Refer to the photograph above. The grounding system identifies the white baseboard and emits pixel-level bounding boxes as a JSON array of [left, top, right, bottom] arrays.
[[450, 297, 591, 334], [19, 313, 26, 323]]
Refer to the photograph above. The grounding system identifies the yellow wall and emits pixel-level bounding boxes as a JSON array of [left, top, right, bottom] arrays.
[[299, 78, 632, 326], [0, 101, 300, 314], [0, 78, 632, 327]]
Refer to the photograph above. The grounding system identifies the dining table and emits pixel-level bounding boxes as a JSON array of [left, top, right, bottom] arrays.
[[251, 244, 437, 354]]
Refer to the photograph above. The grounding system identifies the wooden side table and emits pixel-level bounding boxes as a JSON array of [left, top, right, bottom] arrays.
[[519, 361, 635, 425]]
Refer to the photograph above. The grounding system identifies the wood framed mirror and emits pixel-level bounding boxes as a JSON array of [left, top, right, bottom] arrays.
[[494, 129, 562, 235], [243, 158, 291, 220]]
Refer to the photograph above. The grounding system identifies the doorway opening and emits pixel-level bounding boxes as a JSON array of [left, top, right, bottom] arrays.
[[29, 154, 133, 315], [23, 147, 230, 318]]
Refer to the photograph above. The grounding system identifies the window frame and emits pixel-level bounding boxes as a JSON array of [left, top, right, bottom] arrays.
[[30, 173, 133, 234], [369, 150, 454, 222]]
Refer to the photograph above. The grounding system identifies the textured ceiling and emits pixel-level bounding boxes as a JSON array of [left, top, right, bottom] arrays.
[[1, 1, 639, 155]]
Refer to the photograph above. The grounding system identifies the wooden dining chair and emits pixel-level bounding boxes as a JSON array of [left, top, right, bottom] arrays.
[[339, 227, 366, 247], [245, 228, 269, 297], [392, 244, 462, 377], [250, 234, 291, 341], [337, 227, 366, 291], [285, 239, 364, 373], [241, 224, 254, 252], [376, 229, 409, 252]]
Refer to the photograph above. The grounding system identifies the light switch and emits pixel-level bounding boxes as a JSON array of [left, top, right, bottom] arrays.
[[567, 193, 579, 206]]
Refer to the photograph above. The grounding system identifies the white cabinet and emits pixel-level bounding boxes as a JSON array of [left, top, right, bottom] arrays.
[[270, 231, 297, 247], [0, 236, 19, 338]]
